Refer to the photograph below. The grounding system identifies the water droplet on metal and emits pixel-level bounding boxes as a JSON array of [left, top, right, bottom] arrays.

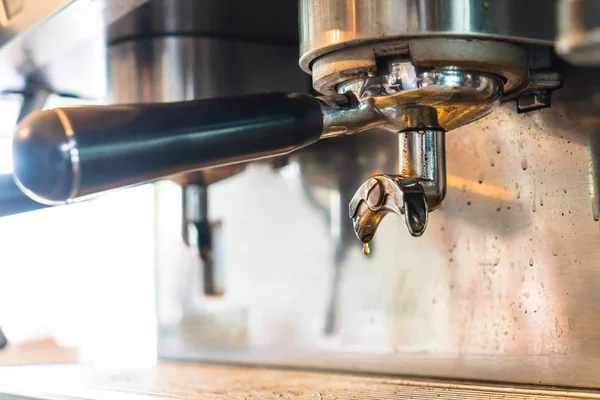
[[521, 159, 528, 171]]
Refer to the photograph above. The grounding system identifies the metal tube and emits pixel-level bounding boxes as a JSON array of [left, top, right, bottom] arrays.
[[183, 184, 222, 296], [399, 129, 446, 211], [13, 92, 324, 205]]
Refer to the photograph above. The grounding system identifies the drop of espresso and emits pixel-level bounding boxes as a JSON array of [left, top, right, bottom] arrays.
[[363, 242, 370, 255]]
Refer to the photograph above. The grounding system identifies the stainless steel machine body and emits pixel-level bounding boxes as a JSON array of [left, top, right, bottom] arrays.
[[155, 65, 600, 389], [6, 0, 600, 396], [150, 0, 600, 390]]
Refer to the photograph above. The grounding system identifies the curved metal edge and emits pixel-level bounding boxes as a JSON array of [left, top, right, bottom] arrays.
[[53, 109, 80, 204], [349, 175, 429, 240], [300, 33, 552, 75], [308, 38, 529, 97], [14, 109, 81, 207], [299, 0, 556, 73], [12, 175, 60, 207]]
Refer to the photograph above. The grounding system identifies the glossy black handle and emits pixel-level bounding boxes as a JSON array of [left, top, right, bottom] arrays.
[[13, 92, 324, 205]]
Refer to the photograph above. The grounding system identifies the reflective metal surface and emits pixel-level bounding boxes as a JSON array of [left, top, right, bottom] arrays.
[[108, 0, 298, 45], [350, 128, 445, 242], [320, 60, 499, 239], [325, 60, 503, 134], [350, 174, 430, 240], [299, 0, 556, 72], [109, 37, 306, 103], [182, 184, 222, 296], [156, 65, 600, 389]]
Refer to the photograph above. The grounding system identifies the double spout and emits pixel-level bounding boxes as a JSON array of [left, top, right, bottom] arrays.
[[349, 125, 446, 244], [12, 60, 502, 244]]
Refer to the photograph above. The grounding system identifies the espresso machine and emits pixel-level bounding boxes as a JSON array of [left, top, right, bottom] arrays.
[[4, 0, 600, 398]]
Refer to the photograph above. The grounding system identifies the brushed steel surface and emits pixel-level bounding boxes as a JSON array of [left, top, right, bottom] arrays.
[[3, 363, 600, 399], [299, 0, 556, 72], [107, 0, 306, 103], [156, 65, 600, 388], [108, 0, 299, 45], [108, 37, 306, 103]]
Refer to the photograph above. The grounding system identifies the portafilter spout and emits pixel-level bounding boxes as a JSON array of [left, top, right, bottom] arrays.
[[335, 60, 503, 245]]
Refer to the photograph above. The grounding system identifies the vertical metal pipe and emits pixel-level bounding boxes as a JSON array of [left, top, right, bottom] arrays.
[[399, 129, 446, 210], [183, 184, 222, 296]]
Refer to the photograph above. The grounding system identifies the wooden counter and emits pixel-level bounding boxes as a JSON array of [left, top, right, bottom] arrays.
[[1, 362, 599, 399]]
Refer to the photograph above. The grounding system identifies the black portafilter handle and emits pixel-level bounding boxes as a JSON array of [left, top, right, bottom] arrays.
[[12, 92, 324, 205]]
